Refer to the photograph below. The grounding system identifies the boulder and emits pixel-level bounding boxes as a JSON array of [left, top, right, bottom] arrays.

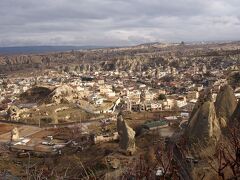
[[117, 113, 136, 155], [215, 85, 237, 127]]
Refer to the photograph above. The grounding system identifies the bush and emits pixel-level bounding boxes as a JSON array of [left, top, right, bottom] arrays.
[[158, 94, 166, 100]]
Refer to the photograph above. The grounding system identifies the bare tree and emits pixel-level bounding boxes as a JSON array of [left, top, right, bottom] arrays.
[[209, 123, 240, 179]]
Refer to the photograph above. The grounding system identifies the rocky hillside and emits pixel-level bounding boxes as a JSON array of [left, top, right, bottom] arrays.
[[19, 86, 53, 103], [1, 42, 240, 74], [19, 85, 77, 104]]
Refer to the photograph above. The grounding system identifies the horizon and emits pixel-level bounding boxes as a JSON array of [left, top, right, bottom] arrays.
[[0, 39, 240, 49], [0, 40, 239, 55]]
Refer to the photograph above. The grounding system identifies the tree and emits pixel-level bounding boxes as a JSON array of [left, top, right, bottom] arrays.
[[158, 94, 167, 101], [209, 123, 240, 179]]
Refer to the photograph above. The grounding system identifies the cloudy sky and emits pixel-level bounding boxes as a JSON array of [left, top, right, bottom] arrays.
[[0, 0, 240, 47]]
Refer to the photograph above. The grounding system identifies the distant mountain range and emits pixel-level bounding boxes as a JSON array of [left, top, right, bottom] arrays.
[[0, 46, 105, 55]]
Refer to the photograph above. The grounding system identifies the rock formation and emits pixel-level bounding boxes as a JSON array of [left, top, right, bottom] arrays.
[[20, 86, 53, 103], [11, 127, 20, 141], [47, 85, 75, 104], [215, 85, 237, 128], [1, 42, 240, 75], [117, 113, 136, 155], [189, 88, 212, 121], [6, 105, 20, 121], [231, 100, 240, 125], [187, 100, 221, 144]]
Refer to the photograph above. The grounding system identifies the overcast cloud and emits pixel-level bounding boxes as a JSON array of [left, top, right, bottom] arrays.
[[0, 0, 240, 46]]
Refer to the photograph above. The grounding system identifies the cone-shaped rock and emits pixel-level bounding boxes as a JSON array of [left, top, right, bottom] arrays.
[[187, 101, 221, 144], [215, 85, 237, 127], [117, 113, 136, 155]]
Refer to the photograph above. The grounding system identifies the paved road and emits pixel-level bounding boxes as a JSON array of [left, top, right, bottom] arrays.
[[0, 124, 41, 143]]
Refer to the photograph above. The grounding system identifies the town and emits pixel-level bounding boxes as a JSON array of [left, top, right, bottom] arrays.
[[0, 42, 240, 179]]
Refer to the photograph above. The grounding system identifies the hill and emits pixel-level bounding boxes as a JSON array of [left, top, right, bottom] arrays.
[[0, 45, 104, 55]]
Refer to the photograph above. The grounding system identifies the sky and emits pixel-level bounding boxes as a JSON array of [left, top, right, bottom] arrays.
[[0, 0, 240, 47]]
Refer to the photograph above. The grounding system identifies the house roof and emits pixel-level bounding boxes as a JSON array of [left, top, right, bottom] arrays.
[[143, 120, 168, 129]]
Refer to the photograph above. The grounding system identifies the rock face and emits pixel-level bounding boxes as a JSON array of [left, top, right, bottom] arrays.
[[117, 113, 136, 155], [7, 105, 20, 121], [47, 85, 75, 104], [189, 88, 212, 121], [231, 100, 240, 125], [11, 127, 20, 141], [215, 85, 237, 128], [187, 101, 221, 144]]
